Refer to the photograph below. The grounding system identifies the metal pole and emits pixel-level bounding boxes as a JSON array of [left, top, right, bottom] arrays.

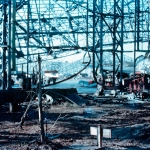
[[92, 0, 97, 81], [137, 0, 140, 52], [113, 0, 117, 86], [100, 0, 104, 82], [86, 0, 88, 52], [27, 0, 30, 78], [8, 0, 13, 112], [97, 125, 102, 148], [11, 0, 16, 71], [120, 0, 124, 91], [148, 0, 150, 51], [38, 55, 45, 143], [2, 2, 7, 90], [134, 0, 137, 78], [7, 0, 11, 90]]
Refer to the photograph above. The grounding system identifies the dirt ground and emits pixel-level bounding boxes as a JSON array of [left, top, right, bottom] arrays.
[[0, 93, 150, 150]]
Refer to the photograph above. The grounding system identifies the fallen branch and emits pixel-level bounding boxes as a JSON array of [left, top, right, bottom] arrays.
[[19, 91, 36, 128], [49, 113, 61, 132]]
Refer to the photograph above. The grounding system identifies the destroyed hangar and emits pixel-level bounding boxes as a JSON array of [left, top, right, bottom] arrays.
[[0, 0, 150, 149]]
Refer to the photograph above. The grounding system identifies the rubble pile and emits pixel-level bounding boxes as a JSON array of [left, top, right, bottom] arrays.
[[0, 88, 150, 149]]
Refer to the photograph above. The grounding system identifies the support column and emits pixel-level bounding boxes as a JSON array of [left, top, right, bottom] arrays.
[[11, 0, 16, 71], [7, 0, 11, 90], [27, 0, 30, 77], [112, 0, 117, 86], [120, 0, 124, 91], [2, 3, 8, 90], [148, 0, 150, 51], [100, 0, 104, 83], [92, 0, 97, 82], [38, 55, 45, 143]]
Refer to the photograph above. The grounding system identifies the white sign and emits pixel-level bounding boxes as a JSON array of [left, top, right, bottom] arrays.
[[90, 126, 111, 138], [103, 129, 112, 138], [90, 127, 97, 136]]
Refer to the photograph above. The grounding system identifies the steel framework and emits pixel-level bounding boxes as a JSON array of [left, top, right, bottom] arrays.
[[0, 0, 149, 89]]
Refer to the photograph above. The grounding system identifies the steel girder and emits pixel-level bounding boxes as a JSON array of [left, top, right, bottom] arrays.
[[92, 0, 124, 86], [92, 0, 149, 86], [0, 0, 149, 84]]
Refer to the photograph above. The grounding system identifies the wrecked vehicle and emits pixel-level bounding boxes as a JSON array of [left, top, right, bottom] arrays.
[[43, 70, 59, 84], [78, 80, 97, 87]]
